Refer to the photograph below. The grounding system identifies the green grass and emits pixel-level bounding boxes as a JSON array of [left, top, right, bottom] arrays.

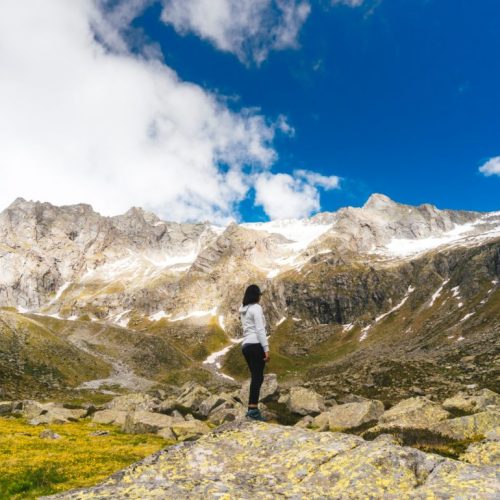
[[0, 416, 172, 499]]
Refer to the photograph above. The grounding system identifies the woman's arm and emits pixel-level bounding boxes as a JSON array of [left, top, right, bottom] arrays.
[[253, 304, 269, 352]]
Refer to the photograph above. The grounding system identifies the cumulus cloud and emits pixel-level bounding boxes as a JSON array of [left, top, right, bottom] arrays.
[[160, 0, 311, 65], [479, 157, 500, 177], [0, 0, 283, 223], [254, 170, 341, 219]]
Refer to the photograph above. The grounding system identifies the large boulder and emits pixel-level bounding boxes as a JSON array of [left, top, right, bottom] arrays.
[[198, 394, 229, 417], [92, 410, 128, 426], [170, 420, 211, 441], [24, 402, 86, 425], [280, 387, 326, 416], [0, 401, 12, 415], [377, 397, 450, 430], [239, 373, 279, 405], [105, 393, 159, 413], [442, 389, 500, 414], [207, 402, 246, 426], [123, 411, 176, 435], [313, 400, 384, 432], [429, 410, 500, 441], [45, 420, 499, 499], [176, 382, 211, 413]]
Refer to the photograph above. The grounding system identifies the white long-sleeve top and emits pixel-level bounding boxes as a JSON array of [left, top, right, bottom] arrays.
[[239, 303, 269, 351]]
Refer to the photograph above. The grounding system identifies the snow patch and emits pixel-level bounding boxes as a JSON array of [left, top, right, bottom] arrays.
[[342, 323, 354, 332], [360, 285, 414, 342], [150, 310, 171, 322], [218, 315, 225, 331], [169, 307, 217, 322], [275, 317, 286, 326], [429, 279, 450, 307], [460, 312, 474, 322]]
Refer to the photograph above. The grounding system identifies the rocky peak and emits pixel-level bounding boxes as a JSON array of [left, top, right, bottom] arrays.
[[362, 193, 399, 211]]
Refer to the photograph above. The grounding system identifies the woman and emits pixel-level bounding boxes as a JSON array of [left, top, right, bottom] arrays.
[[239, 284, 270, 421]]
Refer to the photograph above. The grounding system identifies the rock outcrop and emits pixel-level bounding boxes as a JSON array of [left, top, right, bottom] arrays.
[[43, 420, 500, 499]]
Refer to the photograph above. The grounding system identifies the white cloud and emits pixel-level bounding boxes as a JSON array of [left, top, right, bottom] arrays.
[[0, 0, 340, 223], [295, 169, 340, 189], [254, 170, 340, 219], [479, 157, 500, 177], [160, 0, 311, 65], [0, 0, 282, 224], [331, 0, 364, 6]]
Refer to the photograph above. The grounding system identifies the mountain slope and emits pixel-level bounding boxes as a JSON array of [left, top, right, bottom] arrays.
[[0, 194, 498, 399]]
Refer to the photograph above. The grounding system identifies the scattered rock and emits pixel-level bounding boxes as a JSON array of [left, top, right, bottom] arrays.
[[176, 382, 211, 413], [377, 396, 450, 430], [170, 420, 211, 441], [39, 429, 61, 439], [313, 400, 384, 432], [92, 410, 128, 426], [198, 394, 228, 417], [442, 389, 500, 414], [0, 401, 12, 415], [430, 410, 500, 441], [281, 386, 326, 416], [89, 430, 110, 437], [123, 411, 176, 435], [294, 415, 314, 428], [105, 393, 159, 413]]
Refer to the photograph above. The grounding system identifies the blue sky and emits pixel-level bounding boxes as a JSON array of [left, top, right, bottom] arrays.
[[0, 0, 498, 222], [136, 0, 500, 217]]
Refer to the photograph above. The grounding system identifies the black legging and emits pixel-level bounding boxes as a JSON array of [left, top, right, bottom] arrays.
[[241, 343, 266, 405]]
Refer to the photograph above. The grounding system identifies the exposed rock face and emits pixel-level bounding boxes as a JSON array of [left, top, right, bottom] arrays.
[[122, 411, 176, 435], [43, 420, 500, 499], [460, 441, 500, 466], [1, 195, 499, 403], [92, 410, 128, 426]]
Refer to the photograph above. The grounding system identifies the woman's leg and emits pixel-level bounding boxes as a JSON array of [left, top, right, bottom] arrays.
[[242, 344, 265, 407]]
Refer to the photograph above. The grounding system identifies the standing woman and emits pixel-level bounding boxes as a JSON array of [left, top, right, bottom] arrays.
[[239, 284, 270, 421]]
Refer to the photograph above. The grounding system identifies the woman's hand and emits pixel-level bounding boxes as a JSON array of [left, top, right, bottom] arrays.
[[263, 351, 270, 362]]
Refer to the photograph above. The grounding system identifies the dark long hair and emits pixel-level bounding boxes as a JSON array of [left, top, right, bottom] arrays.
[[242, 284, 261, 306]]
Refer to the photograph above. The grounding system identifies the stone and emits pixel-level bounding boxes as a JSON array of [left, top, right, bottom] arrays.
[[0, 401, 12, 415], [45, 420, 499, 499], [294, 415, 314, 428], [207, 404, 246, 426], [430, 410, 500, 441], [157, 427, 176, 440], [198, 393, 228, 417], [105, 393, 159, 413], [239, 373, 279, 405], [92, 410, 128, 426], [377, 396, 450, 430], [442, 389, 500, 414], [176, 383, 211, 413], [39, 429, 61, 439], [313, 400, 384, 432], [170, 420, 211, 441], [89, 430, 110, 437], [27, 405, 86, 425], [460, 441, 500, 466], [282, 386, 326, 416], [123, 411, 176, 435]]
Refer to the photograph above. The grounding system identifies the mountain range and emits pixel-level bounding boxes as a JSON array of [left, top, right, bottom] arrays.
[[0, 194, 498, 402]]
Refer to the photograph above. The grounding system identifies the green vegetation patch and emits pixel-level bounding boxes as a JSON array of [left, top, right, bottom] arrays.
[[0, 416, 171, 499]]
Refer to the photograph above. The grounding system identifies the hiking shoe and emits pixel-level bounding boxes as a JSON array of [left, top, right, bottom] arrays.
[[246, 408, 267, 421]]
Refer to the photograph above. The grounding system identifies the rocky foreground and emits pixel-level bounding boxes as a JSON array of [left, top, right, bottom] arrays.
[[1, 377, 497, 498], [43, 419, 499, 499]]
